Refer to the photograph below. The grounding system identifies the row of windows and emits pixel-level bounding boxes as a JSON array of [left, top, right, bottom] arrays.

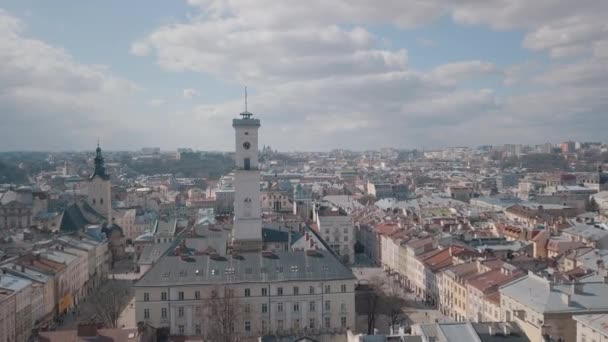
[[326, 235, 349, 242], [145, 300, 347, 319], [324, 227, 351, 234], [143, 284, 349, 301], [146, 316, 349, 335]]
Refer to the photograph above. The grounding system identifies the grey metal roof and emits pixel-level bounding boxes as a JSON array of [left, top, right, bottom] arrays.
[[138, 243, 172, 265], [500, 273, 608, 314], [438, 323, 481, 342], [563, 224, 608, 241], [154, 219, 177, 237], [416, 322, 482, 342], [573, 313, 608, 334], [134, 249, 355, 287], [472, 322, 530, 342]]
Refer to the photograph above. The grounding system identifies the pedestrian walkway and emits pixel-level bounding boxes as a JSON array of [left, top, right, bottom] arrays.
[[353, 266, 449, 333]]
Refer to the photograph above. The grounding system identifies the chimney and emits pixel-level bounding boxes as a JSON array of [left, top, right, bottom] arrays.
[[560, 292, 571, 306], [572, 283, 584, 294]]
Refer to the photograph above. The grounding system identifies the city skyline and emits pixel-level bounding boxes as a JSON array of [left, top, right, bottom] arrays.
[[1, 1, 607, 151]]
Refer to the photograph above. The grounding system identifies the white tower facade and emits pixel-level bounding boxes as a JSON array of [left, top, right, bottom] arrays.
[[232, 110, 263, 251]]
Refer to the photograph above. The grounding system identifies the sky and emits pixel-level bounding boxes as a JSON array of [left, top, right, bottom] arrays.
[[1, 0, 607, 152]]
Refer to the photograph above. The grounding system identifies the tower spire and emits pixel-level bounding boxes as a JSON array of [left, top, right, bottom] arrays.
[[240, 86, 253, 119]]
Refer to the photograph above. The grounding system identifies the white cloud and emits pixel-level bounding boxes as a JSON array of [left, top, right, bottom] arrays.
[[182, 88, 199, 99], [5, 0, 608, 151], [451, 0, 608, 59], [129, 0, 608, 150], [0, 9, 140, 151]]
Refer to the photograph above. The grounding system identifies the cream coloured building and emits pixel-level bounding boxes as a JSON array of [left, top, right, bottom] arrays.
[[575, 314, 608, 342], [0, 273, 33, 342], [2, 264, 56, 327], [0, 288, 16, 342], [134, 250, 356, 337]]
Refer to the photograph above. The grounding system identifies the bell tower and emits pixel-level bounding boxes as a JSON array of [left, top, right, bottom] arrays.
[[88, 142, 112, 224], [231, 92, 263, 252]]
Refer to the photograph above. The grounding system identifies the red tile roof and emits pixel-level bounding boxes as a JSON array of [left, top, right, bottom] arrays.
[[467, 268, 524, 293]]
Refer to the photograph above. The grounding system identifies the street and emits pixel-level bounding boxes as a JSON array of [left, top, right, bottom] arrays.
[[55, 279, 135, 331], [353, 267, 449, 334]]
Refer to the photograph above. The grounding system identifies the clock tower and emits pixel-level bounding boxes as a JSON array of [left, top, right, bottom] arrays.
[[231, 107, 263, 252]]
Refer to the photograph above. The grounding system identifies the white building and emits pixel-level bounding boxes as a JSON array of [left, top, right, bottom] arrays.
[[232, 110, 263, 252], [575, 314, 608, 342], [314, 204, 355, 264], [133, 106, 357, 339]]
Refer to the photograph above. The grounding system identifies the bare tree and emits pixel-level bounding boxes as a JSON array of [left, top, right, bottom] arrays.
[[85, 279, 131, 328], [383, 280, 405, 330], [206, 287, 241, 342], [362, 276, 384, 334]]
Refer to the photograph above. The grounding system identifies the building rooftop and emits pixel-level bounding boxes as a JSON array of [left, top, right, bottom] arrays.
[[574, 313, 608, 335], [134, 250, 355, 287], [137, 243, 172, 266], [154, 219, 177, 237], [471, 322, 530, 342], [563, 224, 608, 241], [500, 272, 608, 314], [416, 322, 480, 342], [467, 268, 524, 293], [0, 272, 32, 292]]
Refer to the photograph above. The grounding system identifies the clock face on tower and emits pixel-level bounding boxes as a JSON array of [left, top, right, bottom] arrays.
[[243, 141, 251, 150]]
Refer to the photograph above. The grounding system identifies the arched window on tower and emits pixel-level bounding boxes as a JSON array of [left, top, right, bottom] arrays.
[[244, 158, 251, 170], [244, 197, 252, 217]]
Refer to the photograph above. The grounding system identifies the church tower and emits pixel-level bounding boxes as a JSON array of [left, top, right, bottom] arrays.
[[88, 143, 112, 224], [231, 103, 263, 252]]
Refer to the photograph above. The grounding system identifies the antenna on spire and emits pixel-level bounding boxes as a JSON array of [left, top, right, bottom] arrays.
[[240, 86, 253, 119]]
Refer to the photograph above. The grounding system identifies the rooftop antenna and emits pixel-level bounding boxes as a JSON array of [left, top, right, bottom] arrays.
[[240, 86, 253, 119]]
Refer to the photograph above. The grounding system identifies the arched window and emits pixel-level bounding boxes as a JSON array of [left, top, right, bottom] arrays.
[[244, 197, 252, 217], [100, 198, 104, 205], [92, 199, 96, 205]]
